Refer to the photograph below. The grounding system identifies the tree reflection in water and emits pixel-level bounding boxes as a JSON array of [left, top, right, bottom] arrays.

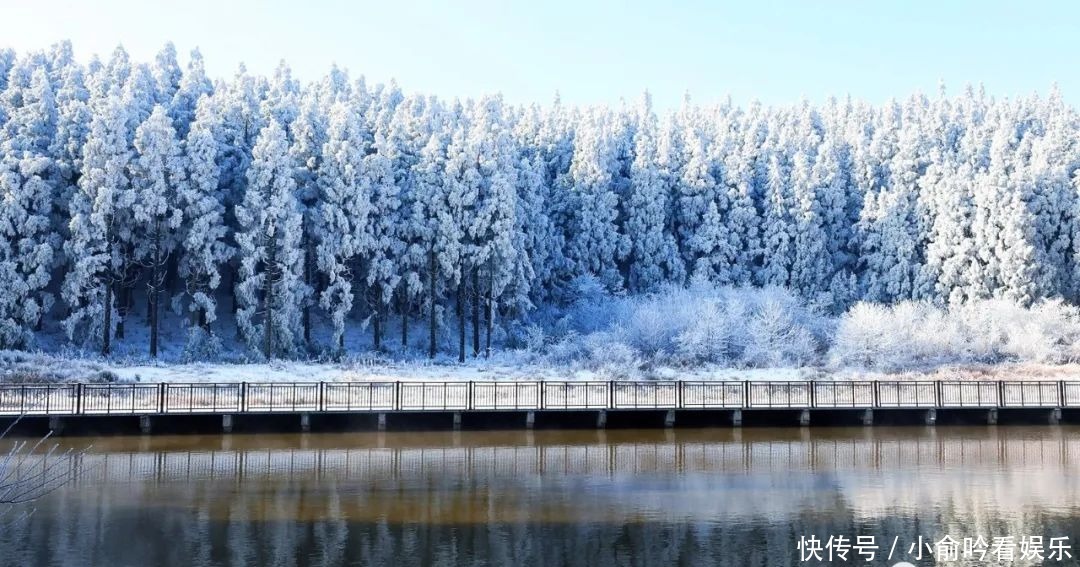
[[2, 427, 1080, 566]]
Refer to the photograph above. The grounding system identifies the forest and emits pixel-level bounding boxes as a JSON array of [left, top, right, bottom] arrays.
[[1, 41, 1079, 366]]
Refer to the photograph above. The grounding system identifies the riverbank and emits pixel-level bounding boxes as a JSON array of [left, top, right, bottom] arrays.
[[5, 348, 1080, 385]]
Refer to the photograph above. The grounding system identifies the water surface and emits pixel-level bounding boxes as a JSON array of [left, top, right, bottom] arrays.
[[3, 427, 1080, 566]]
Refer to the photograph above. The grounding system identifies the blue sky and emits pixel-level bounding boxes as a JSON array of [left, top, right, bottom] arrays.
[[3, 0, 1076, 107]]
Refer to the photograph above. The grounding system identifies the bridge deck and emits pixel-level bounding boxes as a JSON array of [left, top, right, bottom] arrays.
[[0, 380, 1075, 416]]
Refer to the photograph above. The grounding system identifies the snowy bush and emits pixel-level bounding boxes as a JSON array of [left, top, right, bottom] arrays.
[[829, 298, 1080, 371], [540, 284, 827, 371], [182, 327, 224, 363], [740, 297, 820, 367]]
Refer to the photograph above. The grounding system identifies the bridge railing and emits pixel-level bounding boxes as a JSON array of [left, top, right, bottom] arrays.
[[876, 381, 938, 408], [680, 382, 744, 408], [1002, 381, 1062, 407], [812, 382, 874, 408], [0, 379, 1078, 415], [940, 382, 1000, 407], [0, 384, 78, 415]]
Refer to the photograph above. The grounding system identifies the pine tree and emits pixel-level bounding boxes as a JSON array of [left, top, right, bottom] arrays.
[[467, 95, 520, 356], [180, 95, 231, 331], [627, 94, 683, 291], [315, 100, 372, 351], [61, 95, 135, 354], [234, 120, 309, 358], [131, 105, 186, 357], [169, 48, 212, 138], [0, 62, 60, 347], [151, 42, 182, 107], [289, 89, 326, 345], [564, 109, 625, 291], [758, 150, 793, 287], [363, 126, 402, 351], [412, 127, 456, 358]]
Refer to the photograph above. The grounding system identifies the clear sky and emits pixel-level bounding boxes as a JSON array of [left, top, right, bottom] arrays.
[[2, 0, 1076, 108]]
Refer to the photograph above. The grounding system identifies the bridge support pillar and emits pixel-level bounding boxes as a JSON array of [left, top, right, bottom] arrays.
[[377, 413, 387, 431], [525, 411, 535, 429], [222, 414, 234, 433], [300, 413, 311, 433], [798, 409, 810, 427], [139, 415, 152, 434], [731, 410, 743, 427], [596, 410, 607, 429], [925, 409, 937, 425], [861, 409, 873, 426], [1050, 408, 1062, 425], [48, 416, 64, 435], [987, 408, 998, 425], [453, 412, 462, 430], [664, 410, 676, 428]]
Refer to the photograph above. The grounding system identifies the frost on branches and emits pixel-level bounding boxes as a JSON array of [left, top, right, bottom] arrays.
[[1, 42, 1080, 364]]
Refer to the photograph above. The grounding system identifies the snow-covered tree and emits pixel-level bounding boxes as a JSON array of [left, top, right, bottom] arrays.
[[563, 109, 626, 291], [362, 125, 403, 351], [626, 94, 683, 291], [289, 89, 326, 343], [315, 100, 371, 350], [234, 120, 309, 358], [130, 105, 186, 357], [151, 42, 182, 107], [0, 42, 1076, 360], [61, 95, 135, 354], [180, 95, 231, 331], [0, 62, 60, 347], [169, 48, 212, 138]]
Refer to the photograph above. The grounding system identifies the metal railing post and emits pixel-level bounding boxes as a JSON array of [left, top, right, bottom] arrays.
[[935, 381, 943, 407]]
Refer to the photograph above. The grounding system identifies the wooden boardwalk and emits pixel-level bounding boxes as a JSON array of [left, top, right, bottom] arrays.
[[0, 379, 1074, 414]]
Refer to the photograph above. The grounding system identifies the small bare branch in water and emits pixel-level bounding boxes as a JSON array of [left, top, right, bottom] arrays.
[[0, 416, 89, 517]]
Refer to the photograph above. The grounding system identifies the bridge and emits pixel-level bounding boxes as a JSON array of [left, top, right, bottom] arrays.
[[0, 380, 1077, 434]]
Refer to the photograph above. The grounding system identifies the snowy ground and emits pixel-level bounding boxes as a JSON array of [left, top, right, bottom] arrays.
[[9, 285, 1080, 385], [3, 348, 1080, 384]]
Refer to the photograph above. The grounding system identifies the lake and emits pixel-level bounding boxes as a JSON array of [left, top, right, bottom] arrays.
[[3, 427, 1080, 566]]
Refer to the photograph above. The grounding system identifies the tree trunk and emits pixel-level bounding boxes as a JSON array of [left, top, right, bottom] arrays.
[[457, 279, 465, 363], [303, 237, 312, 345], [485, 265, 493, 358], [373, 286, 382, 351], [115, 284, 126, 340], [149, 230, 161, 358], [472, 268, 480, 357], [149, 283, 158, 358], [101, 281, 113, 356], [231, 264, 240, 314], [428, 249, 437, 359], [400, 289, 409, 350], [263, 241, 276, 360]]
